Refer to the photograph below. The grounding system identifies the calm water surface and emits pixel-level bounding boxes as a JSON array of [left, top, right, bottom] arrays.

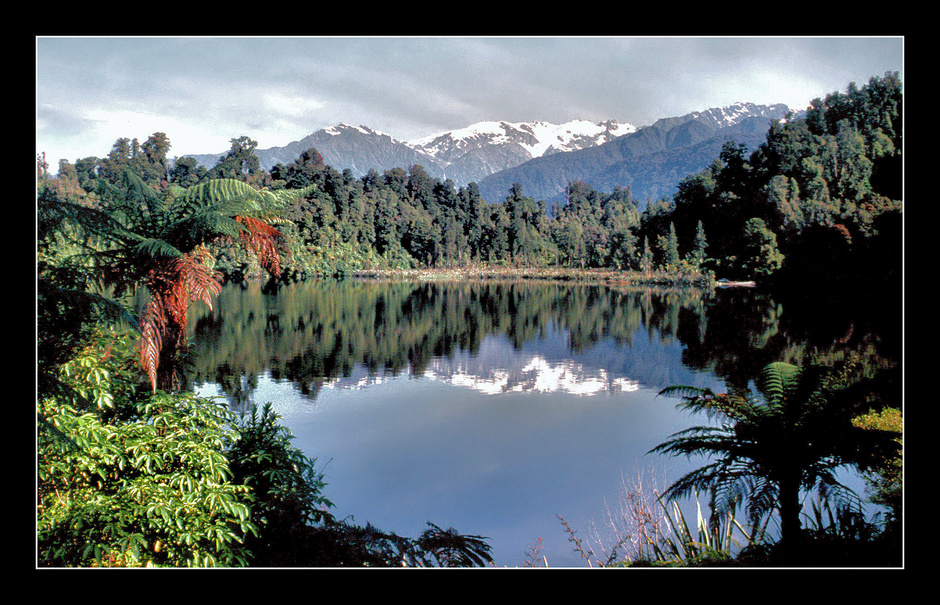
[[188, 279, 898, 567]]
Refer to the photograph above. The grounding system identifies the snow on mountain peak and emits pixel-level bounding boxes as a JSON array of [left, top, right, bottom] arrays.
[[324, 123, 389, 137], [408, 118, 637, 161], [685, 101, 790, 129]]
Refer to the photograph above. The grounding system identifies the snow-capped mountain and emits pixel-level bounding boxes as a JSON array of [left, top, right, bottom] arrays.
[[411, 118, 635, 164], [185, 118, 637, 187], [652, 101, 791, 132], [476, 102, 793, 205], [182, 102, 792, 204]]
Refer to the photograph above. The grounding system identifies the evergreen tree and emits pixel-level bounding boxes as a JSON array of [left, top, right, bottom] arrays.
[[138, 132, 172, 184], [691, 220, 708, 270], [169, 156, 207, 187], [209, 136, 263, 184], [741, 217, 784, 278], [663, 223, 681, 270], [640, 236, 653, 277]]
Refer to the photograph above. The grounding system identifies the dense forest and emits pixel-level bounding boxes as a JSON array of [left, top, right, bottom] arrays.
[[40, 72, 902, 288], [36, 72, 903, 567]]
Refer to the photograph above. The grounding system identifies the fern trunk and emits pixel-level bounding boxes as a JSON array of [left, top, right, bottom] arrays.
[[777, 472, 803, 563]]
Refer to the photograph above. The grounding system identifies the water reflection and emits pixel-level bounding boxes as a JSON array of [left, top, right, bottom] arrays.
[[186, 278, 896, 408], [187, 280, 697, 404], [185, 278, 898, 566], [422, 327, 642, 396]]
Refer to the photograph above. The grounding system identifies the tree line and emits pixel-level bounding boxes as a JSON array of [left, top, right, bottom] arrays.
[[42, 72, 901, 287]]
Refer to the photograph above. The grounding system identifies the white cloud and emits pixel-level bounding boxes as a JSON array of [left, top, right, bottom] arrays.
[[262, 92, 325, 118], [39, 106, 235, 162]]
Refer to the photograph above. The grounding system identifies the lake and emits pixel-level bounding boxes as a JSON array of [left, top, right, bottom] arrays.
[[186, 278, 900, 567]]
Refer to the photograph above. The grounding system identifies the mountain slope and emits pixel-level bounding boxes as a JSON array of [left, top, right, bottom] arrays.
[[186, 124, 443, 178], [408, 119, 636, 184], [590, 116, 782, 203], [476, 103, 791, 205]]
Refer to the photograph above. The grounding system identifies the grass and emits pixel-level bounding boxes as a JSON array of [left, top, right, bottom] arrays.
[[552, 467, 763, 567]]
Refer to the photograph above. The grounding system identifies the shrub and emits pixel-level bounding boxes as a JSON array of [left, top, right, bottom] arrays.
[[37, 328, 255, 567]]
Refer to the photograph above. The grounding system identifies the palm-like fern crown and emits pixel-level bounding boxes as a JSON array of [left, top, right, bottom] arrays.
[[652, 357, 886, 539], [91, 171, 310, 259]]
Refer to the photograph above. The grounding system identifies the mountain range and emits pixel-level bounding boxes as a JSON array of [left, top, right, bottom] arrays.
[[184, 101, 795, 206]]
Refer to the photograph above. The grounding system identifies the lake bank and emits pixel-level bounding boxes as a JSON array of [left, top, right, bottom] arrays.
[[348, 266, 715, 288]]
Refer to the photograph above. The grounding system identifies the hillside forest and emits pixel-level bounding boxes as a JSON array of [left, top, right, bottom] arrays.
[[39, 72, 902, 289]]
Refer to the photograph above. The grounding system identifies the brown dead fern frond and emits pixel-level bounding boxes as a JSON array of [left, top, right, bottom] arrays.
[[139, 250, 223, 392], [234, 215, 288, 277], [139, 290, 166, 393]]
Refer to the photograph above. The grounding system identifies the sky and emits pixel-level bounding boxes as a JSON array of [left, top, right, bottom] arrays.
[[36, 35, 904, 167]]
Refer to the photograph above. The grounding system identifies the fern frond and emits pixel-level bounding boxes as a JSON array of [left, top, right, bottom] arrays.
[[758, 362, 802, 407], [137, 249, 223, 392], [177, 250, 222, 310], [166, 181, 253, 234], [269, 184, 317, 204], [165, 183, 186, 202], [90, 178, 125, 206], [658, 385, 714, 400], [178, 179, 263, 212], [170, 210, 246, 247], [657, 462, 727, 503], [139, 291, 167, 392], [130, 236, 184, 260], [37, 277, 139, 331], [234, 215, 288, 276], [43, 196, 130, 243], [658, 385, 758, 422], [119, 169, 164, 214]]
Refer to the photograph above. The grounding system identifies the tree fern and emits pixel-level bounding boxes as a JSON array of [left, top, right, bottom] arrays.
[[652, 358, 895, 556], [139, 250, 223, 392], [138, 290, 168, 392], [170, 179, 262, 221], [45, 168, 314, 392]]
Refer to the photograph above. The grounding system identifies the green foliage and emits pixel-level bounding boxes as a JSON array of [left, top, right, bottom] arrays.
[[39, 165, 316, 392], [647, 492, 759, 564], [741, 217, 784, 277], [37, 328, 255, 567], [285, 519, 493, 567], [851, 405, 902, 532], [652, 357, 900, 562], [659, 222, 681, 270], [207, 136, 265, 185], [224, 402, 335, 565], [649, 73, 901, 283]]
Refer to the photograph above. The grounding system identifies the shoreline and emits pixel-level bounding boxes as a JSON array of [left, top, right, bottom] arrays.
[[346, 266, 715, 288]]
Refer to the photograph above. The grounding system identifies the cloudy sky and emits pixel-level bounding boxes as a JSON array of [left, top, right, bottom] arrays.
[[36, 35, 904, 166]]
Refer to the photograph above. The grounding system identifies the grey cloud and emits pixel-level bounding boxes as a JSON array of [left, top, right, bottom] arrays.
[[37, 36, 903, 163]]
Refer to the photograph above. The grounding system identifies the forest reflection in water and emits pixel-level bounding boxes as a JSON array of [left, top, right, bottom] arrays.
[[186, 278, 899, 566]]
